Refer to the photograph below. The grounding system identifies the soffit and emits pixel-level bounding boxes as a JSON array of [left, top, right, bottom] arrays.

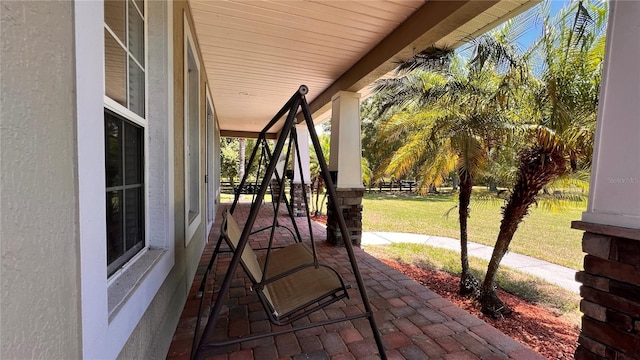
[[188, 0, 535, 136]]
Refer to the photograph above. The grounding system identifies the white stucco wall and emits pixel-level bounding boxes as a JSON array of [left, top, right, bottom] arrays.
[[1, 1, 82, 359]]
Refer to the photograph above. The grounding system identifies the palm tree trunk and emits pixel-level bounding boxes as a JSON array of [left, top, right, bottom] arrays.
[[320, 194, 327, 214], [314, 178, 321, 216], [310, 178, 317, 215], [458, 171, 480, 296], [489, 179, 498, 192], [480, 146, 566, 318], [480, 192, 531, 317], [238, 138, 246, 198], [238, 138, 246, 179]]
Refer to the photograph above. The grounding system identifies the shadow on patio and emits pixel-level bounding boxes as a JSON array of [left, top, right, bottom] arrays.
[[167, 203, 544, 360]]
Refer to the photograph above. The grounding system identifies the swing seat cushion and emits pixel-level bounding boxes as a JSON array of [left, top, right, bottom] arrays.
[[223, 211, 346, 319], [264, 265, 345, 317]]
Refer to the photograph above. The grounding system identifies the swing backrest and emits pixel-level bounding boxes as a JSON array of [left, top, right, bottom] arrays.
[[222, 211, 275, 305]]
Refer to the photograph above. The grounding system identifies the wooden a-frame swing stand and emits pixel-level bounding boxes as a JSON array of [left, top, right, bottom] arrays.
[[191, 85, 387, 360]]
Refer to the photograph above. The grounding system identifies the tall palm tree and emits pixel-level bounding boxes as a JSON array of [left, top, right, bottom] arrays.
[[479, 0, 606, 317], [373, 45, 520, 295]]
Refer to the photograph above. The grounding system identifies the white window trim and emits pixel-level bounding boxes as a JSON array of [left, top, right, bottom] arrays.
[[205, 84, 216, 233], [184, 12, 202, 246], [75, 1, 175, 358], [104, 96, 147, 128]]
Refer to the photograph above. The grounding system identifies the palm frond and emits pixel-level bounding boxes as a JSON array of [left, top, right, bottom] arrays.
[[395, 47, 455, 74], [569, 0, 595, 49]]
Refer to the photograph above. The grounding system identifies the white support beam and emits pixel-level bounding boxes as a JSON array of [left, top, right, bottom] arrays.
[[582, 0, 640, 229], [306, 0, 502, 120], [293, 124, 310, 184], [329, 91, 363, 189]]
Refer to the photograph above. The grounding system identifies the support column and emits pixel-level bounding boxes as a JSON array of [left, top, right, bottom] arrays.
[[581, 1, 640, 229], [270, 149, 287, 205], [292, 124, 311, 217], [326, 91, 364, 246], [573, 2, 640, 359]]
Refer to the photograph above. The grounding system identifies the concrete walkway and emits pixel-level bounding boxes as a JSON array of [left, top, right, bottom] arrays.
[[361, 232, 580, 293]]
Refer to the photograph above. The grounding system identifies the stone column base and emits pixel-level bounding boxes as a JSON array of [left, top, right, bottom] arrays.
[[326, 188, 363, 246], [270, 179, 281, 205], [291, 183, 310, 217], [572, 221, 640, 360]]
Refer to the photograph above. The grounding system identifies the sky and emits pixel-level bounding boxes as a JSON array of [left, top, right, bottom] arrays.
[[513, 0, 571, 49]]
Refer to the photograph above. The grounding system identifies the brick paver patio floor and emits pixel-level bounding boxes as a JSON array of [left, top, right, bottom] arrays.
[[167, 203, 544, 360]]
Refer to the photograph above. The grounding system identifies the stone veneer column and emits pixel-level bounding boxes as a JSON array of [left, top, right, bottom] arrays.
[[326, 188, 364, 246], [270, 179, 281, 205], [573, 222, 640, 359], [326, 91, 363, 246], [290, 183, 310, 217], [270, 151, 288, 206], [573, 2, 640, 359]]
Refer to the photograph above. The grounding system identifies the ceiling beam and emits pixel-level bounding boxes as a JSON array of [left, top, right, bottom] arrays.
[[305, 0, 501, 119], [220, 130, 277, 140]]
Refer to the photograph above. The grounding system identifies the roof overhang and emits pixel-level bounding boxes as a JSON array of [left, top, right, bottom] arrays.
[[188, 0, 537, 138]]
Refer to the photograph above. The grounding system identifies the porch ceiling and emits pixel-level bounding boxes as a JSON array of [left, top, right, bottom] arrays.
[[188, 0, 535, 137]]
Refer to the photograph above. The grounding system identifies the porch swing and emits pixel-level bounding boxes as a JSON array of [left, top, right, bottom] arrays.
[[194, 135, 302, 298], [191, 86, 387, 360]]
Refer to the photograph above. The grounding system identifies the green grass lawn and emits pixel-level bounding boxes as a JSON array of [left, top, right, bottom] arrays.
[[220, 192, 273, 203], [362, 189, 586, 270]]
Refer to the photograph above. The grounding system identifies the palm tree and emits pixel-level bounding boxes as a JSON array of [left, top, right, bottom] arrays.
[[373, 45, 519, 295], [479, 0, 606, 317], [309, 134, 331, 216], [309, 132, 374, 215]]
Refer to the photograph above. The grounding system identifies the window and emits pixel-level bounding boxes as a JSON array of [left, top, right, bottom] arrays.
[[76, 1, 175, 356], [184, 19, 201, 244], [105, 0, 145, 117], [104, 0, 146, 276], [105, 110, 145, 276]]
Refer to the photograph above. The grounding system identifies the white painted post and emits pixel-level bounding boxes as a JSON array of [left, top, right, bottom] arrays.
[[294, 124, 311, 184], [581, 0, 640, 229], [330, 91, 363, 189]]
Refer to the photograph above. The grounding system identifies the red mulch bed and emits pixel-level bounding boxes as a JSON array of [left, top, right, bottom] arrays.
[[381, 259, 579, 359], [312, 214, 327, 224], [311, 215, 579, 358]]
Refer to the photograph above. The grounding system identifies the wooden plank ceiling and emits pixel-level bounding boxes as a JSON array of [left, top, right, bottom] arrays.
[[188, 0, 534, 136]]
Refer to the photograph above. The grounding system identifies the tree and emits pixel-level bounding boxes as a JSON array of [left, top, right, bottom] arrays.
[[221, 138, 239, 185], [309, 134, 331, 216], [361, 95, 395, 184], [373, 44, 519, 295], [238, 138, 246, 196], [220, 137, 259, 187], [478, 0, 606, 317]]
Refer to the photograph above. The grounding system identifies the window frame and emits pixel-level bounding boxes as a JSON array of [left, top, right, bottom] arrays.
[[183, 13, 202, 246], [75, 0, 175, 357], [104, 0, 146, 117], [104, 107, 146, 277], [103, 0, 149, 278], [205, 84, 216, 232]]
